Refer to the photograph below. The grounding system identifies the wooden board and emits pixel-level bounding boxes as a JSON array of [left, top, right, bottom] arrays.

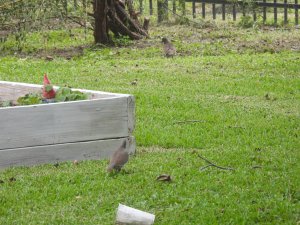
[[0, 137, 135, 169], [0, 81, 135, 150], [0, 97, 130, 150]]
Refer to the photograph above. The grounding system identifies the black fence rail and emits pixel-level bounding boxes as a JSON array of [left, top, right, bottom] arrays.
[[187, 0, 299, 24], [147, 0, 299, 25]]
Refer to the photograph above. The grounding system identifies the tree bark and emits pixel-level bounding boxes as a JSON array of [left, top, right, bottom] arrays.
[[92, 0, 149, 44], [93, 0, 109, 44]]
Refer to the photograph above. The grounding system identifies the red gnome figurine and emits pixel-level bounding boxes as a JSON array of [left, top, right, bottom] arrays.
[[42, 74, 56, 99]]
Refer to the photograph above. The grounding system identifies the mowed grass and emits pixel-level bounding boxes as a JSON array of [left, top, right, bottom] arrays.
[[0, 24, 299, 224]]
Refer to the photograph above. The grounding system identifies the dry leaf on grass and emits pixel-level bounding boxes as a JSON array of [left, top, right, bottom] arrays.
[[156, 174, 172, 182]]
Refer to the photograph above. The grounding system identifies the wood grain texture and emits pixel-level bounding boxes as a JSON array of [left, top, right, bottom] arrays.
[[0, 137, 135, 169], [0, 97, 130, 150], [0, 81, 135, 150]]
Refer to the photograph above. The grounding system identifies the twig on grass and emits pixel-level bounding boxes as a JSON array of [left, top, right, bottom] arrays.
[[199, 164, 213, 170], [174, 120, 206, 125], [198, 154, 235, 171]]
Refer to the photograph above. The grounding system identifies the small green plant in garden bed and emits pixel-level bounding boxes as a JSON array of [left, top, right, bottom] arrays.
[[0, 87, 88, 107], [17, 93, 43, 105], [54, 87, 89, 102], [0, 100, 14, 107]]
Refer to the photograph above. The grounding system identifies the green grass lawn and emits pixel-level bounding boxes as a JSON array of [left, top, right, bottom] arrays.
[[0, 23, 299, 224]]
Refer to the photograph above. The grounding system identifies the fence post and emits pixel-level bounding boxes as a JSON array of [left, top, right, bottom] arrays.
[[253, 6, 257, 22], [263, 0, 267, 23], [222, 3, 226, 20], [202, 2, 206, 19], [179, 0, 186, 15], [233, 3, 236, 21], [193, 0, 196, 18], [173, 0, 176, 14], [274, 0, 277, 25], [157, 0, 168, 23], [296, 0, 299, 25], [284, 0, 288, 24], [150, 0, 153, 15], [212, 3, 216, 19], [242, 4, 246, 17], [139, 0, 143, 14]]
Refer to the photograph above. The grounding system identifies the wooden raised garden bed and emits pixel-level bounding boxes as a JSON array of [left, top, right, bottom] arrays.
[[0, 81, 135, 169]]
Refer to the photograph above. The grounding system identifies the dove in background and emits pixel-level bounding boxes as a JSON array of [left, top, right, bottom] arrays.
[[107, 140, 129, 173], [162, 37, 176, 58]]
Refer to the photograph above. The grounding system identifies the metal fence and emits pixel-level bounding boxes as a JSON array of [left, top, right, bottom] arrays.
[[146, 0, 299, 25]]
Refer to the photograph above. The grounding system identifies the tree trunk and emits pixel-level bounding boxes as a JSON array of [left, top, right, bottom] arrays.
[[93, 0, 109, 44], [92, 0, 149, 44]]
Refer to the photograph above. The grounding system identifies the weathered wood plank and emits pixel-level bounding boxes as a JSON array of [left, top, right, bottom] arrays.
[[0, 137, 135, 169], [0, 97, 129, 150], [0, 81, 135, 150]]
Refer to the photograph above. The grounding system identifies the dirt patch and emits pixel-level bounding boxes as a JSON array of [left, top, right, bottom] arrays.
[[5, 45, 88, 60], [35, 45, 86, 60]]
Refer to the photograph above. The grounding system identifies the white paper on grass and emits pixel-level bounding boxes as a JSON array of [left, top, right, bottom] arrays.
[[116, 204, 155, 225]]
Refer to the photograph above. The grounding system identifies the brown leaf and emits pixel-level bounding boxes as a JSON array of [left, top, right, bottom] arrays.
[[156, 174, 172, 182]]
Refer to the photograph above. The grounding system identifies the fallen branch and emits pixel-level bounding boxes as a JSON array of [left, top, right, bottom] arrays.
[[198, 154, 235, 171]]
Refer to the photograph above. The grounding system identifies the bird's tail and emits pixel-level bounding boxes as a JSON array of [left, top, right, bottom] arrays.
[[121, 140, 127, 148]]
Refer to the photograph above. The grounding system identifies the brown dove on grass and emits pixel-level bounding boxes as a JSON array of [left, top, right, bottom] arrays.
[[162, 37, 176, 58], [107, 140, 129, 172]]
